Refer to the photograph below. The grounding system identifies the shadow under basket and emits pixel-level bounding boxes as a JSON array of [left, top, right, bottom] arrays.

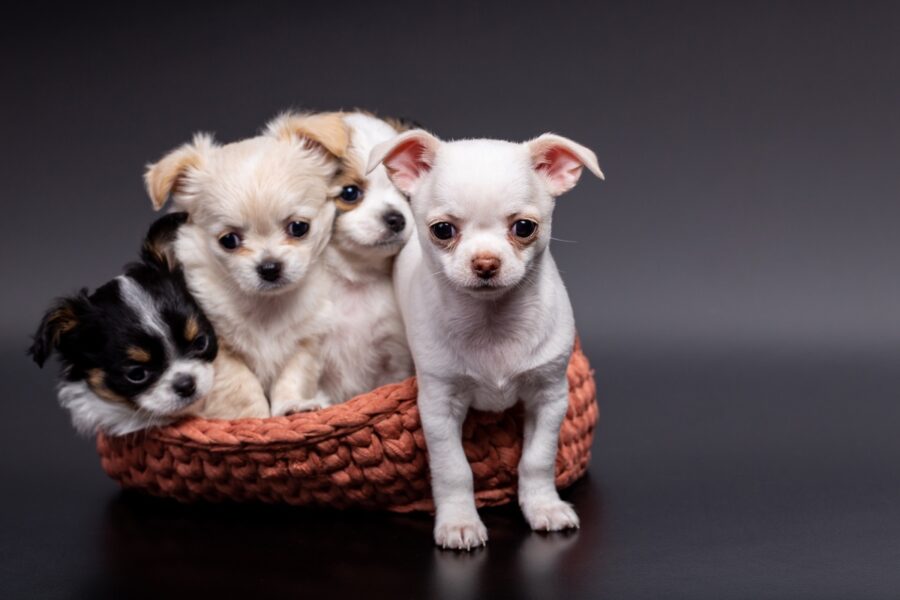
[[96, 342, 598, 512]]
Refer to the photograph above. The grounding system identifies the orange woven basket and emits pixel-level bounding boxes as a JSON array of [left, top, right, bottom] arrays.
[[96, 342, 597, 512]]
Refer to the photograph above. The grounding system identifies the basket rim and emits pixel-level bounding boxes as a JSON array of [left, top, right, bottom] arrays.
[[98, 341, 589, 453]]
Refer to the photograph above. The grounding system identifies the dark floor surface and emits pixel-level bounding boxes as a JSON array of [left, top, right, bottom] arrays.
[[1, 339, 899, 599]]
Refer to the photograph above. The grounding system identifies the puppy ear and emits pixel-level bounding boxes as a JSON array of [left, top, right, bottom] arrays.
[[29, 294, 88, 368], [265, 112, 350, 159], [526, 134, 604, 196], [144, 133, 214, 211], [141, 212, 188, 271], [366, 129, 441, 196]]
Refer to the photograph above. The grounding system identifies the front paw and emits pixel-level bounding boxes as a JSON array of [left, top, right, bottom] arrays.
[[271, 395, 330, 416], [521, 498, 580, 532], [434, 515, 488, 551]]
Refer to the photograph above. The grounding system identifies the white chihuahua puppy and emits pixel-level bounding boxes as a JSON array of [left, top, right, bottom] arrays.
[[368, 130, 603, 549], [309, 112, 414, 405], [144, 113, 349, 418]]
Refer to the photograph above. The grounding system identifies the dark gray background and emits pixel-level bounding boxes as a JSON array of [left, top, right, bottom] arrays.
[[2, 2, 898, 599]]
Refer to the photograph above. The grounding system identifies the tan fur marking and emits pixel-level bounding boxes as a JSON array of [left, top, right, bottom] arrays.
[[184, 316, 199, 342], [144, 133, 213, 210], [266, 112, 351, 159], [127, 347, 151, 363], [382, 115, 419, 133], [87, 369, 132, 406], [333, 152, 367, 212], [48, 306, 78, 346]]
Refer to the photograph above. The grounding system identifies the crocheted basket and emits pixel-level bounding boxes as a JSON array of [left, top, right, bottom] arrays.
[[96, 342, 597, 512]]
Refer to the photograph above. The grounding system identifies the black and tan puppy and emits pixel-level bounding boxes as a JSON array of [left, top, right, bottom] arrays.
[[30, 213, 218, 435]]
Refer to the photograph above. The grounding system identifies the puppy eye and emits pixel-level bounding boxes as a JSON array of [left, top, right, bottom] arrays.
[[191, 334, 209, 353], [124, 366, 148, 384], [218, 232, 242, 250], [339, 185, 362, 202], [287, 221, 310, 238], [430, 222, 457, 241], [511, 219, 538, 239]]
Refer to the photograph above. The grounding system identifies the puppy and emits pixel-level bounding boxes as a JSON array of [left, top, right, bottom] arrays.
[[310, 111, 415, 405], [29, 213, 219, 436], [368, 130, 603, 549], [144, 113, 349, 417]]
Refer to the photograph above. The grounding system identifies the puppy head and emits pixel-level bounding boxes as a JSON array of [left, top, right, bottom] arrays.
[[29, 217, 219, 435], [327, 112, 414, 260], [144, 113, 349, 296], [367, 130, 603, 298]]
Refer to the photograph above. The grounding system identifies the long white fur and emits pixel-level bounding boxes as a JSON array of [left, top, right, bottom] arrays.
[[146, 122, 344, 418], [315, 112, 414, 405], [60, 276, 214, 435], [368, 129, 602, 549]]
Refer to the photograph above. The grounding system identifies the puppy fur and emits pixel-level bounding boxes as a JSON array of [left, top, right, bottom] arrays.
[[29, 213, 219, 435], [144, 113, 349, 417], [368, 129, 603, 549], [309, 111, 414, 405]]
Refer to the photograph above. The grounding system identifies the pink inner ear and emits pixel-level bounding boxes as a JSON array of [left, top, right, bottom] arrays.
[[535, 146, 585, 195], [383, 139, 433, 193]]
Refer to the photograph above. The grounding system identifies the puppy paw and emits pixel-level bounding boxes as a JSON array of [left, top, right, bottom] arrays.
[[272, 396, 330, 416], [434, 518, 488, 551], [521, 499, 580, 532]]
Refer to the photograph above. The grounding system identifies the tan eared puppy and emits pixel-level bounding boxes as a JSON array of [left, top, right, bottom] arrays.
[[144, 113, 350, 418], [294, 111, 414, 406]]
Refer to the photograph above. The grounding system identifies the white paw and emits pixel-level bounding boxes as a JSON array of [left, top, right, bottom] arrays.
[[521, 499, 580, 532], [434, 518, 488, 551], [272, 396, 330, 416]]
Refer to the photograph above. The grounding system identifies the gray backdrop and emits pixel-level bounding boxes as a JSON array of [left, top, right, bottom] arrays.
[[4, 1, 898, 352], [2, 2, 899, 598]]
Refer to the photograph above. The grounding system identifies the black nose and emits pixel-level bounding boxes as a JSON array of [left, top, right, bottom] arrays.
[[256, 261, 283, 282], [382, 211, 406, 233], [172, 374, 196, 398]]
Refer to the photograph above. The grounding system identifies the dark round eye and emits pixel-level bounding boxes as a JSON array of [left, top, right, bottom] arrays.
[[339, 185, 362, 202], [125, 366, 148, 384], [192, 334, 209, 353], [218, 232, 241, 250], [287, 221, 310, 238], [512, 219, 538, 239], [430, 222, 457, 241]]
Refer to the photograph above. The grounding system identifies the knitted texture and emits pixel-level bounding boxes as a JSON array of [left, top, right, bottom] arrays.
[[96, 344, 597, 512]]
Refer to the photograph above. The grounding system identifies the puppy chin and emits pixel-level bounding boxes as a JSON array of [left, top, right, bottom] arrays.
[[342, 231, 409, 256], [234, 271, 304, 296], [453, 279, 514, 300], [254, 279, 296, 295]]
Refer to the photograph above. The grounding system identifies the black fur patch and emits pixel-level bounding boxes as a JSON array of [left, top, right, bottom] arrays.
[[29, 213, 217, 404]]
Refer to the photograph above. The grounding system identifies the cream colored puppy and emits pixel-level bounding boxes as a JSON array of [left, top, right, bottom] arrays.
[[144, 113, 349, 418], [368, 129, 603, 549], [305, 111, 414, 405]]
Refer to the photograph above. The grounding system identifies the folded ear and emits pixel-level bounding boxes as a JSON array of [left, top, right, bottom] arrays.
[[265, 111, 350, 160], [144, 133, 214, 210], [141, 212, 189, 271], [366, 129, 441, 196], [527, 134, 604, 196], [29, 294, 89, 368]]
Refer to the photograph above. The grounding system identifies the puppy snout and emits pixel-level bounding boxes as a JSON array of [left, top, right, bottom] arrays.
[[382, 211, 406, 234], [172, 374, 197, 398], [256, 260, 283, 282], [472, 254, 501, 280]]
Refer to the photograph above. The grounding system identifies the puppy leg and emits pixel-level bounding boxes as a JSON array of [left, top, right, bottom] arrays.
[[518, 377, 579, 531], [419, 376, 487, 550], [198, 347, 270, 419], [270, 339, 330, 416]]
